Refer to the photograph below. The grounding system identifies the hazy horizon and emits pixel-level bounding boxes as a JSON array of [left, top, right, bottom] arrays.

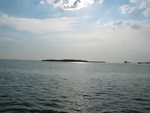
[[0, 0, 150, 62]]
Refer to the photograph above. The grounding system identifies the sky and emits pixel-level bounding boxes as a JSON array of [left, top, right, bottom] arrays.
[[0, 0, 150, 62]]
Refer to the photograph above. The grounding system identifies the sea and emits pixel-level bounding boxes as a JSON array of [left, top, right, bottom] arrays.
[[0, 59, 150, 113]]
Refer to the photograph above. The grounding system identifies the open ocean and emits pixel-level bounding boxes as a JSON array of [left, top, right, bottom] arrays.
[[0, 59, 150, 113]]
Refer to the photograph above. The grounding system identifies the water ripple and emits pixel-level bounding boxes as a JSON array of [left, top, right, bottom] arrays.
[[0, 60, 150, 113]]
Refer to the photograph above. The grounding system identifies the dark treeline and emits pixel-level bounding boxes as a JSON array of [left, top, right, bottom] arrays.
[[42, 59, 88, 62]]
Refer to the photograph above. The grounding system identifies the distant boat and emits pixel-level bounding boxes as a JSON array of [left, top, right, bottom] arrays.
[[124, 61, 130, 63]]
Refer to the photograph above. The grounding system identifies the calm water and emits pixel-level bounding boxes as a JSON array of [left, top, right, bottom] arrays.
[[0, 60, 150, 113]]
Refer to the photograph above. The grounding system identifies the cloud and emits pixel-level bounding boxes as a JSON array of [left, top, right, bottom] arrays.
[[140, 1, 150, 9], [63, 0, 103, 10], [99, 0, 103, 4], [130, 0, 142, 3], [139, 1, 150, 17], [40, 0, 45, 4], [120, 5, 138, 14], [103, 20, 142, 30], [129, 0, 150, 17], [143, 8, 150, 17], [40, 0, 63, 7], [40, 0, 103, 10], [0, 12, 79, 33], [63, 0, 82, 10], [120, 0, 150, 17]]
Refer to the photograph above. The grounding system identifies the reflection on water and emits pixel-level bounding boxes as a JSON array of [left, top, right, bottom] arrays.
[[0, 60, 150, 113]]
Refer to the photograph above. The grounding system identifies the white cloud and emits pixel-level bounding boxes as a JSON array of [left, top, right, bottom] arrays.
[[0, 13, 79, 33], [48, 0, 63, 7], [130, 0, 141, 3], [63, 0, 103, 10], [99, 0, 103, 4], [143, 8, 150, 17], [140, 1, 150, 9], [102, 20, 142, 30], [40, 0, 63, 6], [120, 5, 138, 14], [40, 0, 103, 10], [40, 0, 45, 4], [121, 0, 150, 17], [139, 1, 150, 17], [129, 0, 150, 17]]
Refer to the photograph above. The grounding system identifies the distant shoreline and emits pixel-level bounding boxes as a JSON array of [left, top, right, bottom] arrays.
[[42, 59, 106, 63], [42, 59, 88, 62], [137, 62, 150, 64]]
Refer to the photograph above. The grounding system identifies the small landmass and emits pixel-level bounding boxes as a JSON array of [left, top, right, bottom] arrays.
[[137, 62, 150, 64], [42, 59, 88, 62], [42, 59, 106, 63]]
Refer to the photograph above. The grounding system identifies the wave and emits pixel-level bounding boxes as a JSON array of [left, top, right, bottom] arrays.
[[0, 108, 68, 113]]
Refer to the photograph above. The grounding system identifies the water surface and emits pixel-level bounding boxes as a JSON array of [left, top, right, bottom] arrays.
[[0, 60, 150, 113]]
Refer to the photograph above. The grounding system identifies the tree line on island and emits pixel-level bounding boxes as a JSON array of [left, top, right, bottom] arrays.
[[42, 59, 106, 63]]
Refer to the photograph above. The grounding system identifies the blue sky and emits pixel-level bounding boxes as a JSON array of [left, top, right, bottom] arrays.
[[0, 0, 150, 62]]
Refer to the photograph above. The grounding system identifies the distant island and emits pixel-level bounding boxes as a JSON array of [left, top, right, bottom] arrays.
[[42, 59, 88, 62], [123, 61, 150, 64], [42, 59, 106, 63], [137, 62, 150, 64]]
